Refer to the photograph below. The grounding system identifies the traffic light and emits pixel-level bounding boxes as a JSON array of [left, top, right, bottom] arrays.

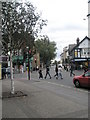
[[29, 49, 32, 58], [35, 58, 37, 63], [29, 49, 31, 54]]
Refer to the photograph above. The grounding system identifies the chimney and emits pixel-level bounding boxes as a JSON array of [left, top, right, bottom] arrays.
[[76, 37, 80, 45]]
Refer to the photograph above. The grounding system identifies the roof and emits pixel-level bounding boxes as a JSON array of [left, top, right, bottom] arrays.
[[68, 44, 76, 53], [71, 36, 90, 52], [87, 14, 90, 17], [60, 53, 64, 56]]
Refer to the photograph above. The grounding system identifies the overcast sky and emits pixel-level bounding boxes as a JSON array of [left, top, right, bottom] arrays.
[[24, 0, 88, 60]]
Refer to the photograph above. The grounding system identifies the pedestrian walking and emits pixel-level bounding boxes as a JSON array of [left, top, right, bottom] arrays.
[[45, 66, 51, 79], [2, 67, 6, 79], [80, 64, 83, 70], [38, 69, 43, 79], [70, 64, 75, 77], [6, 67, 11, 78], [54, 63, 58, 79], [83, 66, 88, 73], [38, 65, 43, 79], [58, 66, 63, 79]]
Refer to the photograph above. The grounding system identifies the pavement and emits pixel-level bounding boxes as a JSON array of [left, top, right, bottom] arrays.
[[1, 69, 88, 119]]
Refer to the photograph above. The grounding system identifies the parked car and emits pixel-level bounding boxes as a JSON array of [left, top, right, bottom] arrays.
[[73, 70, 90, 88]]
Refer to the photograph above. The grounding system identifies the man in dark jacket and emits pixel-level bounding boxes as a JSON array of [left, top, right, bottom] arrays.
[[54, 63, 58, 79], [70, 64, 75, 77], [45, 66, 51, 79]]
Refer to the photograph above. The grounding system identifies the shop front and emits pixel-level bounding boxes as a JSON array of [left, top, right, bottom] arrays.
[[74, 58, 90, 70]]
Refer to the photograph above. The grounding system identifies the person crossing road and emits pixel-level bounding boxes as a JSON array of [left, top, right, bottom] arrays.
[[54, 63, 58, 79], [70, 63, 75, 77], [58, 65, 63, 79], [45, 66, 51, 79]]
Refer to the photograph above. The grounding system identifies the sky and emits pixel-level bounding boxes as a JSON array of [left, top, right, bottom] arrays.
[[23, 0, 88, 60]]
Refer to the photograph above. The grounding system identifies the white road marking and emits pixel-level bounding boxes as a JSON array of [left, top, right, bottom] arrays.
[[30, 78, 89, 93], [47, 82, 88, 93]]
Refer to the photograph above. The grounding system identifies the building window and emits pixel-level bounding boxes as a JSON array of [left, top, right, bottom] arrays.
[[78, 49, 80, 58], [74, 49, 81, 58], [75, 50, 77, 57]]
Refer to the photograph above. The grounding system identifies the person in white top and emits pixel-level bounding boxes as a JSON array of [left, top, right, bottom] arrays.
[[58, 65, 63, 79]]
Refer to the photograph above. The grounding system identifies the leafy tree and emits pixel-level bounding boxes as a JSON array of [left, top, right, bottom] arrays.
[[1, 1, 47, 94], [2, 2, 47, 55], [35, 35, 57, 65]]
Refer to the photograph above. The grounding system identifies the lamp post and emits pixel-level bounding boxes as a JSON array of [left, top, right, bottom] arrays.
[[26, 46, 30, 80]]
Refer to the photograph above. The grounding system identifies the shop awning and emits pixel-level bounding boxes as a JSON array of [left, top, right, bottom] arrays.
[[25, 57, 33, 63], [74, 59, 87, 62], [12, 56, 23, 63], [12, 56, 33, 63]]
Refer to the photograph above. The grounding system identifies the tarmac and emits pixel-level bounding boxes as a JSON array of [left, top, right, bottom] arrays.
[[1, 69, 87, 119]]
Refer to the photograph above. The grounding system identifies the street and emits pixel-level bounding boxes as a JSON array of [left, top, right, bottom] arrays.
[[1, 0, 89, 119], [2, 67, 88, 118]]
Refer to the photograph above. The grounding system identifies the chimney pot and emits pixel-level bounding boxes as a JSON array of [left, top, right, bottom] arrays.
[[76, 37, 80, 44]]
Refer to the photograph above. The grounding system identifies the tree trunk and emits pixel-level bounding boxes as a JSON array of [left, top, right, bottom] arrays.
[[10, 51, 14, 94]]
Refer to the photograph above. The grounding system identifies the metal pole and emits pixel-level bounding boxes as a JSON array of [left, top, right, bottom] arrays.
[[28, 53, 30, 80], [26, 46, 31, 80], [26, 47, 31, 80]]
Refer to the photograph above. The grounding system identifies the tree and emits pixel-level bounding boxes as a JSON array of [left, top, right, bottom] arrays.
[[35, 35, 57, 65], [2, 2, 47, 55], [2, 1, 47, 94]]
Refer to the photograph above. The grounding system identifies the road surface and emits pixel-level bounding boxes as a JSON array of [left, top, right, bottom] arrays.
[[2, 67, 89, 118]]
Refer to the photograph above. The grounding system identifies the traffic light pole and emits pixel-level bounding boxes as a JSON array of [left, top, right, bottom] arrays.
[[28, 52, 30, 80], [26, 46, 31, 80]]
